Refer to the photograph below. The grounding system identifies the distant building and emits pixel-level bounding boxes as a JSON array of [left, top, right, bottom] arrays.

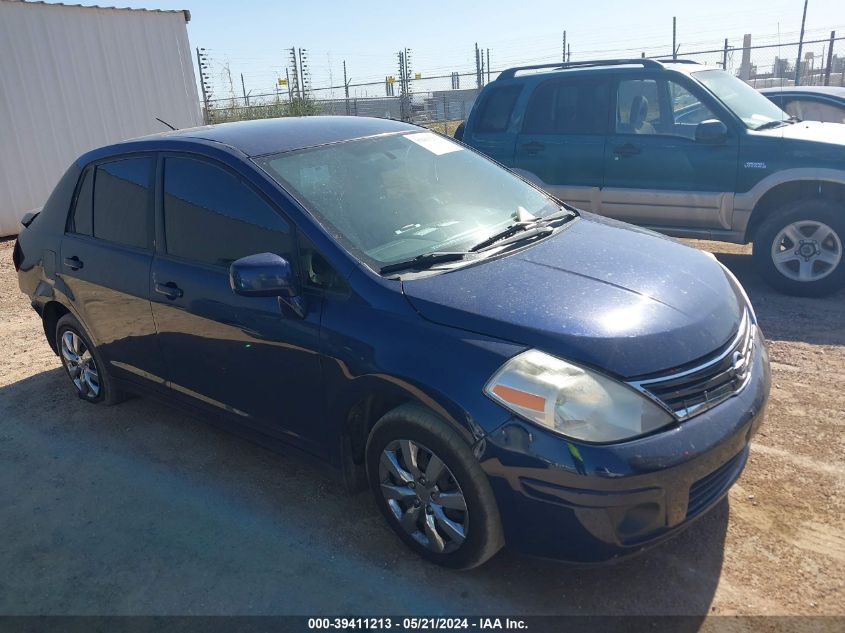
[[0, 0, 201, 236]]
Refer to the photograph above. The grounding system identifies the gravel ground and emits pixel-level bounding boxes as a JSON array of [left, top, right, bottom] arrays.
[[0, 237, 843, 620]]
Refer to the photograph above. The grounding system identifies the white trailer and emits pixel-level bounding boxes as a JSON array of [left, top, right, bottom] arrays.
[[0, 0, 202, 236]]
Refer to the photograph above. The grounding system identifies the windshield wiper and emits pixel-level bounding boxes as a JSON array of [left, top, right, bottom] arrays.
[[469, 208, 574, 253], [379, 251, 468, 274], [471, 226, 554, 253], [755, 119, 791, 130]]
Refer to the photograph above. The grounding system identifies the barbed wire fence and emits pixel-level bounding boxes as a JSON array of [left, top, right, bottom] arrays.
[[197, 31, 843, 131]]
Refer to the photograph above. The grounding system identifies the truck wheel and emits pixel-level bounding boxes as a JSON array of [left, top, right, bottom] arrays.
[[752, 199, 845, 297], [366, 403, 504, 569]]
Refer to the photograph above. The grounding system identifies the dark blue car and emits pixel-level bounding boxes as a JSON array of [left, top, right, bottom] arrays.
[[14, 116, 770, 569]]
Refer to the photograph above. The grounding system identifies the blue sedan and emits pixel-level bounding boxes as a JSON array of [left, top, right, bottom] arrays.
[[15, 116, 770, 568]]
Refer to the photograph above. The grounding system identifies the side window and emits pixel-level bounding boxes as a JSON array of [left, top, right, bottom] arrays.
[[163, 157, 293, 268], [523, 78, 609, 135], [669, 80, 717, 137], [616, 79, 662, 135], [475, 85, 522, 133], [69, 168, 94, 235], [93, 157, 154, 249], [298, 234, 347, 293], [784, 99, 845, 124]]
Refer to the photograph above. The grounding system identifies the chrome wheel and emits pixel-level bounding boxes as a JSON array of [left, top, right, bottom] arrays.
[[771, 220, 842, 282], [60, 330, 100, 398], [379, 439, 468, 554]]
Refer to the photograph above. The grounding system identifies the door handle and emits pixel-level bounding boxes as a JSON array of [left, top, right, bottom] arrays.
[[63, 256, 83, 270], [154, 281, 183, 299], [520, 141, 546, 154], [613, 143, 641, 158]]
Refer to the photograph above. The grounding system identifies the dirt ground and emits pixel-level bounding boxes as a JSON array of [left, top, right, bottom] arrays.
[[0, 236, 843, 620]]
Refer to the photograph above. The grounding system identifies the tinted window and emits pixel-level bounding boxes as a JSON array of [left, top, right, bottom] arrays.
[[475, 85, 522, 132], [669, 81, 716, 136], [70, 168, 94, 235], [93, 157, 153, 249], [163, 157, 293, 268], [523, 78, 609, 134], [616, 79, 662, 134], [783, 98, 845, 124]]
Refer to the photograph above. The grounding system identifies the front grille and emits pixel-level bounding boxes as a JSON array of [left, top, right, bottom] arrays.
[[630, 310, 755, 421], [686, 448, 748, 518]]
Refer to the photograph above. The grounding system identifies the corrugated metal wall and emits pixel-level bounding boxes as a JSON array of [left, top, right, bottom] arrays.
[[0, 1, 202, 236]]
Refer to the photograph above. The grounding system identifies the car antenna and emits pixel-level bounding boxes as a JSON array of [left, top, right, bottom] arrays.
[[155, 117, 178, 131]]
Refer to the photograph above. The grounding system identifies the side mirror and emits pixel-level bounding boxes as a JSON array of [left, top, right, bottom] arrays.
[[230, 252, 298, 297], [695, 119, 728, 144], [229, 253, 306, 317]]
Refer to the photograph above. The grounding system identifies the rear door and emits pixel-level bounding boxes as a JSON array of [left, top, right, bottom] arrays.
[[601, 74, 739, 230], [150, 154, 326, 456], [464, 83, 523, 165], [60, 155, 165, 389], [513, 75, 610, 209]]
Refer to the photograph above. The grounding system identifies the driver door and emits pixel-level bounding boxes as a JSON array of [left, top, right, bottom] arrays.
[[601, 75, 739, 231]]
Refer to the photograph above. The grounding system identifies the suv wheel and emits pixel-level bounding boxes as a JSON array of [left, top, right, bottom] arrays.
[[55, 313, 124, 405], [365, 403, 503, 569], [753, 199, 845, 297]]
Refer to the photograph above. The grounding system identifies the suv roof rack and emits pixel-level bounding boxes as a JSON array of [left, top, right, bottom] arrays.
[[652, 58, 701, 65], [497, 58, 664, 81]]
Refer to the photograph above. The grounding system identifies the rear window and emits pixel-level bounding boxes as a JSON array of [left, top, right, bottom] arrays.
[[69, 168, 94, 235], [523, 77, 610, 135], [92, 157, 154, 249], [474, 85, 522, 133]]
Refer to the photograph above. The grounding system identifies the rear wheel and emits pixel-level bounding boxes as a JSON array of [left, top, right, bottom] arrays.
[[366, 403, 503, 569], [752, 199, 845, 297], [55, 313, 123, 405]]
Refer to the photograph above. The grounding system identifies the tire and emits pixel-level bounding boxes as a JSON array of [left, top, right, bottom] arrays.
[[55, 313, 124, 405], [366, 403, 504, 569], [752, 199, 845, 297]]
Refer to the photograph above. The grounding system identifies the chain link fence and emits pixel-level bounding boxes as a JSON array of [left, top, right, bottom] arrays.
[[202, 35, 842, 130]]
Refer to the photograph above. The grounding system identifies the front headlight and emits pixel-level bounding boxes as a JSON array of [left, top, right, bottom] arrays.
[[484, 350, 674, 443]]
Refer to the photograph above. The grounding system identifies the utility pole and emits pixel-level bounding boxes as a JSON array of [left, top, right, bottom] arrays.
[[343, 60, 350, 115], [298, 48, 309, 98], [240, 73, 249, 107], [285, 68, 292, 102], [795, 0, 809, 85], [562, 31, 566, 63], [196, 47, 213, 124], [475, 43, 481, 88], [723, 38, 729, 70], [487, 48, 491, 83], [672, 16, 677, 60], [289, 47, 300, 100], [567, 43, 571, 63], [824, 30, 835, 85]]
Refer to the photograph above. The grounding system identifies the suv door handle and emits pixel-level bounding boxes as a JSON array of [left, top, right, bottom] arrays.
[[63, 256, 83, 270], [613, 143, 641, 158], [154, 281, 183, 299], [520, 141, 546, 154]]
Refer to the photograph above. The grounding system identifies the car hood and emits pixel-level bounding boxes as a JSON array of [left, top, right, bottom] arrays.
[[754, 120, 845, 145], [401, 214, 745, 378]]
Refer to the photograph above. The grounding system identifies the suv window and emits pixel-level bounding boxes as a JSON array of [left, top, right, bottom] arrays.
[[163, 157, 293, 268], [616, 78, 716, 139], [69, 168, 94, 235], [523, 78, 609, 135], [475, 85, 522, 132], [92, 157, 154, 249]]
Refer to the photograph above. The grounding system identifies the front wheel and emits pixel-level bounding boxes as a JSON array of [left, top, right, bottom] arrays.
[[366, 403, 503, 569], [752, 199, 845, 297]]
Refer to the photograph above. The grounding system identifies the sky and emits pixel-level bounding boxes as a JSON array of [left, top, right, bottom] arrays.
[[65, 0, 845, 100]]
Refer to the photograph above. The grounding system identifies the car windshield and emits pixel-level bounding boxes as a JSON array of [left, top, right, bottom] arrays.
[[693, 69, 790, 130], [255, 132, 560, 270]]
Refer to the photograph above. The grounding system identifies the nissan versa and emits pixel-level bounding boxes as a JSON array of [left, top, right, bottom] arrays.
[[14, 117, 770, 569]]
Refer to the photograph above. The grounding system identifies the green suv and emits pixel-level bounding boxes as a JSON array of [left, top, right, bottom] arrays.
[[457, 59, 845, 296]]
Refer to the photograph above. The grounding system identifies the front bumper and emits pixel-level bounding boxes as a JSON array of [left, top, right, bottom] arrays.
[[477, 334, 770, 562]]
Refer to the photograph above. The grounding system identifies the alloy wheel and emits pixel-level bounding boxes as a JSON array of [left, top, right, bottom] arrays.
[[771, 220, 842, 282], [60, 330, 100, 398], [378, 439, 468, 554]]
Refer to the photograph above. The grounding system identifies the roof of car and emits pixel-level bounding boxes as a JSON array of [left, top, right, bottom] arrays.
[[758, 86, 845, 99], [137, 116, 420, 157], [496, 58, 719, 81]]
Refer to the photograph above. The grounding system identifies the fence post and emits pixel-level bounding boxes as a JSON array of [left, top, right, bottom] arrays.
[[672, 17, 677, 60], [794, 0, 809, 85], [722, 39, 729, 70], [824, 31, 835, 86]]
